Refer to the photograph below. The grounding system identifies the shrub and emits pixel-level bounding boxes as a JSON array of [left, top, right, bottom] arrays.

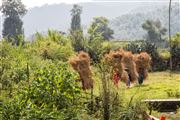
[[170, 32, 180, 70], [70, 30, 85, 52], [2, 63, 83, 119], [0, 41, 28, 97], [31, 31, 75, 61]]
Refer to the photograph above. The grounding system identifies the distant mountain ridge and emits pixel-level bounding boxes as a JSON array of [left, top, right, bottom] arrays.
[[0, 2, 179, 40], [22, 2, 141, 38], [110, 4, 180, 40]]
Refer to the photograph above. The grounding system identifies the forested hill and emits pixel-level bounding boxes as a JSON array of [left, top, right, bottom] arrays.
[[0, 2, 179, 40], [110, 4, 180, 40], [22, 3, 141, 37]]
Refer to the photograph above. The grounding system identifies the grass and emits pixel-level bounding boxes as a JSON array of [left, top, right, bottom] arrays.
[[107, 41, 130, 50], [93, 71, 180, 99], [125, 71, 180, 100], [93, 71, 180, 119]]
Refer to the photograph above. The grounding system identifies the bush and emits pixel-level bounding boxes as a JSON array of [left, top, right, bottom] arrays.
[[82, 35, 111, 63], [1, 63, 83, 119], [0, 41, 28, 98], [158, 49, 170, 60], [170, 32, 180, 70], [70, 30, 85, 52], [31, 30, 75, 61], [118, 98, 148, 120]]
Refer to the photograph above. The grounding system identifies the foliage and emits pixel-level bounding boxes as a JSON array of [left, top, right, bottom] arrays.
[[158, 49, 170, 60], [88, 17, 114, 41], [1, 1, 180, 119], [166, 89, 180, 98], [0, 41, 28, 97], [170, 32, 180, 70], [86, 34, 111, 63], [2, 16, 24, 45], [70, 4, 84, 52], [71, 4, 82, 31], [118, 96, 148, 120], [70, 31, 111, 63], [125, 41, 169, 71], [1, 0, 27, 16], [32, 30, 75, 61], [142, 19, 167, 43], [95, 61, 148, 120], [1, 0, 27, 45], [110, 4, 179, 40], [70, 30, 85, 52], [2, 63, 83, 119], [0, 31, 75, 99]]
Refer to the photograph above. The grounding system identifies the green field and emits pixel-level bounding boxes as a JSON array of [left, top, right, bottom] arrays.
[[125, 71, 180, 99], [92, 71, 180, 119], [93, 71, 180, 99]]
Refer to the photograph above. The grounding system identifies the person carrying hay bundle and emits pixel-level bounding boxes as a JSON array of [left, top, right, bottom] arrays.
[[119, 50, 139, 87], [105, 50, 129, 87], [133, 52, 151, 85], [69, 51, 94, 90]]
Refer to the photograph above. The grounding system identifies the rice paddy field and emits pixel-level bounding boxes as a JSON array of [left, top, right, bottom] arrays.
[[126, 71, 180, 119], [91, 71, 180, 120], [125, 71, 180, 99]]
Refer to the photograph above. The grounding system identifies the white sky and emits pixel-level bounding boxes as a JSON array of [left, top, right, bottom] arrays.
[[0, 0, 178, 8], [22, 0, 93, 8], [0, 0, 93, 9], [0, 0, 179, 14]]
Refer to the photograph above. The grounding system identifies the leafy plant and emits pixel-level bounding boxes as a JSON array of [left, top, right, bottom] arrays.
[[2, 63, 84, 119], [170, 32, 180, 70]]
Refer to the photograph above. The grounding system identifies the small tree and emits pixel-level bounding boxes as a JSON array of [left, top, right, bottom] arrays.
[[142, 20, 167, 43], [88, 17, 114, 41], [1, 0, 27, 45]]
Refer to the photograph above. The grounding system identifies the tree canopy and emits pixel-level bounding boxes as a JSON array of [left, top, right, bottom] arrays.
[[142, 19, 167, 43], [70, 4, 82, 31], [1, 0, 27, 45], [1, 0, 27, 17], [88, 17, 114, 41]]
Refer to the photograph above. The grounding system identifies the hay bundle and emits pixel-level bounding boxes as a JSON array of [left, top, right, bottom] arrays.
[[105, 50, 129, 85], [69, 51, 93, 90], [120, 50, 139, 83], [133, 52, 151, 80]]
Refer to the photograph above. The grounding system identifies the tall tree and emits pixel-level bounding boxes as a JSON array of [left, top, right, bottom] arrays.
[[70, 4, 82, 31], [70, 4, 84, 52], [142, 19, 167, 43], [1, 0, 27, 45], [88, 17, 114, 41]]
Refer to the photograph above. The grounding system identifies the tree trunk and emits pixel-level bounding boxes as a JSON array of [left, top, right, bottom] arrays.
[[169, 0, 173, 70]]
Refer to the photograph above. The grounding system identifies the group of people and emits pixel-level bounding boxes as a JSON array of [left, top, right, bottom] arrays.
[[105, 49, 151, 88], [69, 49, 151, 90]]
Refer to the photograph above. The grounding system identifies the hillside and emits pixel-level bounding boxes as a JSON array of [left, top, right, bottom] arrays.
[[22, 2, 141, 37], [110, 4, 180, 40], [0, 2, 179, 40]]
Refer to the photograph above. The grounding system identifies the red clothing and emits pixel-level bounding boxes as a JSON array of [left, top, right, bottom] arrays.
[[113, 71, 120, 86]]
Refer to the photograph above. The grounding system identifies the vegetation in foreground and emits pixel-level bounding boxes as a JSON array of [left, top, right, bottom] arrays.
[[0, 0, 180, 120]]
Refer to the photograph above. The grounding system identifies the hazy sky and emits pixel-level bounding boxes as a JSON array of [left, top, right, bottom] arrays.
[[0, 0, 177, 8], [22, 0, 178, 8], [22, 0, 93, 8]]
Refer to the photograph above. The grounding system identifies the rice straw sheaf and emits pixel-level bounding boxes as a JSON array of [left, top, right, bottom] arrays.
[[69, 51, 93, 90]]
